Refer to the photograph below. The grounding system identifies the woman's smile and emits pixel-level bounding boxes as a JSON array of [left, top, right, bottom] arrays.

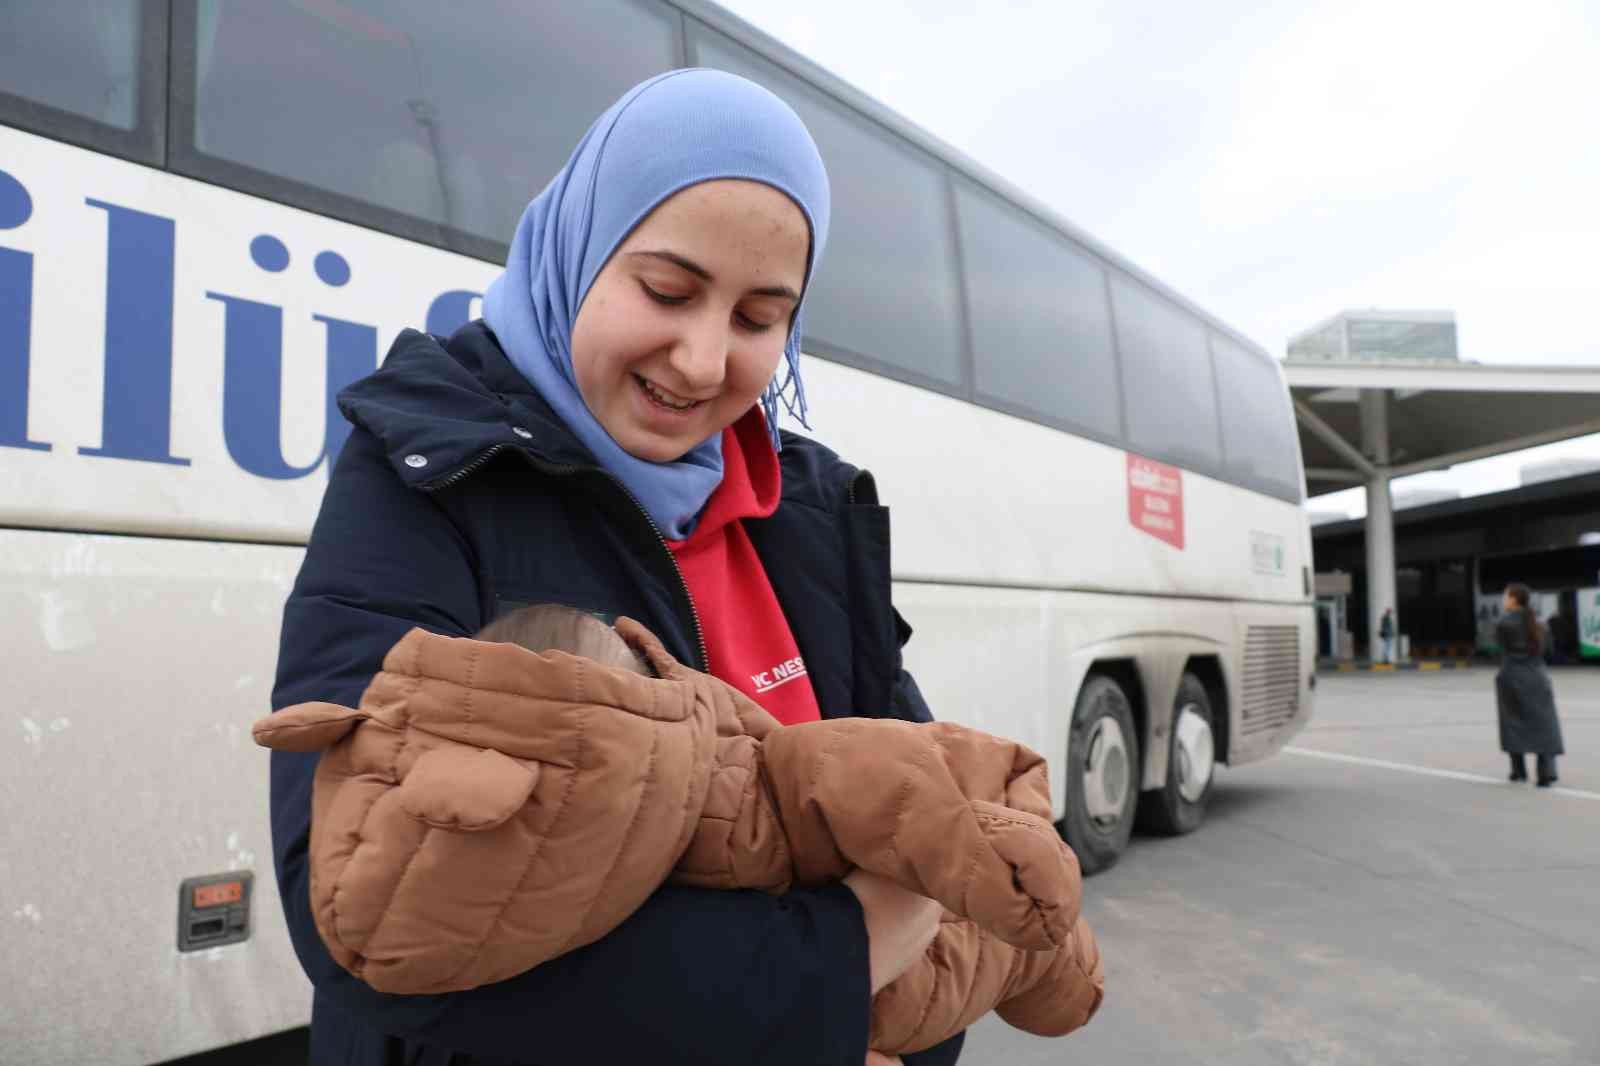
[[633, 373, 704, 414]]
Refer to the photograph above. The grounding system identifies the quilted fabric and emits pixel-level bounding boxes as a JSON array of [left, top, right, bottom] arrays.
[[253, 618, 1103, 1052]]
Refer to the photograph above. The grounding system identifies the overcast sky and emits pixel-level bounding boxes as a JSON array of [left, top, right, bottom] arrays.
[[717, 0, 1600, 515]]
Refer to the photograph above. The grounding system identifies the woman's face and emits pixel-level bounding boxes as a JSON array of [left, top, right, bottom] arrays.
[[570, 179, 810, 463]]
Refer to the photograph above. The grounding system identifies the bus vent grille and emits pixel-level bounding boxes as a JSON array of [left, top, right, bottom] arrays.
[[1241, 625, 1300, 735]]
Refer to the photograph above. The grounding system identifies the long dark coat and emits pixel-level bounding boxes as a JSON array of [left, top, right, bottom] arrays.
[[1495, 609, 1565, 755]]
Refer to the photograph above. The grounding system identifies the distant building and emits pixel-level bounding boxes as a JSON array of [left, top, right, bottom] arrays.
[[1287, 309, 1458, 364], [1520, 457, 1600, 486]]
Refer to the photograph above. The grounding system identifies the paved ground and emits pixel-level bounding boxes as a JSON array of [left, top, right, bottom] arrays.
[[964, 666, 1600, 1066]]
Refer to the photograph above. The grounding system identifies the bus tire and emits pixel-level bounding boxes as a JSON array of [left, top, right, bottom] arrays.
[[1057, 674, 1139, 876], [1137, 673, 1216, 836]]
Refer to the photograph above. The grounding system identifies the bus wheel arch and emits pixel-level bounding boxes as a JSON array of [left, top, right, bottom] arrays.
[[1091, 658, 1149, 760], [1057, 663, 1143, 875], [1183, 655, 1229, 765], [1136, 661, 1222, 836]]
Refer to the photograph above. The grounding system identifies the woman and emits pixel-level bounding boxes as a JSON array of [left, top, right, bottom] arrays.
[[1495, 583, 1565, 787], [269, 70, 960, 1066]]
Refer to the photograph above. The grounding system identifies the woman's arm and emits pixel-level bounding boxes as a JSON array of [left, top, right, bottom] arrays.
[[270, 428, 876, 1065]]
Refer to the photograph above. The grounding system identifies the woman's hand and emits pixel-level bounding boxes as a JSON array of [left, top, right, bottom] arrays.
[[865, 1052, 904, 1065], [844, 869, 943, 993]]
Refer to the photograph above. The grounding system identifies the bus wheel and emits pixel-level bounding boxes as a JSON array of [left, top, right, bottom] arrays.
[[1137, 673, 1216, 836], [1058, 674, 1139, 875]]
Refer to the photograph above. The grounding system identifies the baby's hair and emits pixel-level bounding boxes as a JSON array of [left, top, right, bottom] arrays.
[[477, 604, 651, 676]]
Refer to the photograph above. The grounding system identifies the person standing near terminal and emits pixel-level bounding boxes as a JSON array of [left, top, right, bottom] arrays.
[[269, 70, 961, 1065], [1378, 607, 1396, 663], [1496, 583, 1565, 787]]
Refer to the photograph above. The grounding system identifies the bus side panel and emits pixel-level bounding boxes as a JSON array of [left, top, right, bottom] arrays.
[[889, 583, 1060, 808], [0, 530, 310, 1066], [803, 360, 1313, 608]]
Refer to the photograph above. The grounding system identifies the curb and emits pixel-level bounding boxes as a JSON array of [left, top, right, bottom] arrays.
[[1318, 660, 1478, 673]]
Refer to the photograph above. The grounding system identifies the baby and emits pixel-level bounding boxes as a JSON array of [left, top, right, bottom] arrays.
[[255, 605, 1102, 1053], [476, 604, 652, 676], [475, 604, 1103, 1053]]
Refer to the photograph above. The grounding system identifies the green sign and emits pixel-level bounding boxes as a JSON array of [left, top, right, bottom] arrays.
[[1581, 587, 1600, 660]]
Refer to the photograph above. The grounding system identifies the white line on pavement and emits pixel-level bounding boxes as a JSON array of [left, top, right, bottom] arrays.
[[1283, 746, 1600, 802]]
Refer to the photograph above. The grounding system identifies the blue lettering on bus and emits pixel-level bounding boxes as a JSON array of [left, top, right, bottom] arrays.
[[0, 165, 483, 478], [251, 234, 291, 273], [426, 289, 480, 338], [79, 197, 189, 466], [212, 290, 297, 476], [313, 313, 378, 468], [210, 237, 377, 478], [314, 250, 351, 287], [0, 167, 49, 451]]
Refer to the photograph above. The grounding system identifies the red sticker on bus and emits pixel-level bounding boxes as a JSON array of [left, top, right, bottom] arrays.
[[1127, 454, 1185, 549]]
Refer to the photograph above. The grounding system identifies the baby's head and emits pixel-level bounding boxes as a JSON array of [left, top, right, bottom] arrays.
[[477, 605, 651, 676]]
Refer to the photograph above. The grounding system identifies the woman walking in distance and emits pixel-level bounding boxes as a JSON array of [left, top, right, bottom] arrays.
[[1496, 583, 1565, 787]]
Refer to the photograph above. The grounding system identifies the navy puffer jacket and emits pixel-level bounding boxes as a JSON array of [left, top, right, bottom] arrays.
[[269, 322, 964, 1066]]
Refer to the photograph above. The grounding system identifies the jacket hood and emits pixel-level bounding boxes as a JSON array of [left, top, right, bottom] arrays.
[[255, 618, 743, 761]]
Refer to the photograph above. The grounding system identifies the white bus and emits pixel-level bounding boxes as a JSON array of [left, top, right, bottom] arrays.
[[0, 3, 1313, 1063]]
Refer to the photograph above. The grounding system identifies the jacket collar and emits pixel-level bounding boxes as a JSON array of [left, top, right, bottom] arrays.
[[338, 322, 601, 490], [338, 320, 857, 513]]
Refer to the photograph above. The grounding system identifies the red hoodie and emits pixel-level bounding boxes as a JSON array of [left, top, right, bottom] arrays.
[[666, 412, 822, 726]]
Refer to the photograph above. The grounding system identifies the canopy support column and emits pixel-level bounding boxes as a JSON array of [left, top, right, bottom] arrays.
[[1360, 388, 1397, 658]]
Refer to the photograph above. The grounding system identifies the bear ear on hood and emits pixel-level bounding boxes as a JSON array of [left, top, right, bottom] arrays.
[[252, 702, 370, 753]]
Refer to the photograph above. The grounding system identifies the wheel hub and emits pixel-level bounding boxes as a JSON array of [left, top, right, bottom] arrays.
[[1173, 702, 1215, 803], [1083, 716, 1129, 826]]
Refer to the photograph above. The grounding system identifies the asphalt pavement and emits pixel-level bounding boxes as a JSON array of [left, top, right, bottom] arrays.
[[963, 666, 1600, 1066]]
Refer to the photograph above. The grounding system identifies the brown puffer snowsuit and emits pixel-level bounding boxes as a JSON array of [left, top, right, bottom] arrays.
[[253, 618, 1104, 1054]]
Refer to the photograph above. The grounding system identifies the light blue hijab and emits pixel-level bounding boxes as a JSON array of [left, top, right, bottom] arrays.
[[482, 69, 831, 540]]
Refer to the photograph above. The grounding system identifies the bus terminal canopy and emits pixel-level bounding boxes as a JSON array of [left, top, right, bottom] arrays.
[[1288, 361, 1600, 500], [1289, 358, 1600, 656]]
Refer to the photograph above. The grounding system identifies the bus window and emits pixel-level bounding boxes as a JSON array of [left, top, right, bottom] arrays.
[[690, 25, 967, 392], [0, 1, 164, 163], [177, 0, 679, 253], [956, 178, 1122, 441], [0, 3, 140, 128], [1109, 273, 1224, 476], [1212, 333, 1302, 502]]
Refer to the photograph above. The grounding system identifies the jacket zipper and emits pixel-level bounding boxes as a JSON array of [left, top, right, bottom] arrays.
[[417, 445, 709, 672]]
